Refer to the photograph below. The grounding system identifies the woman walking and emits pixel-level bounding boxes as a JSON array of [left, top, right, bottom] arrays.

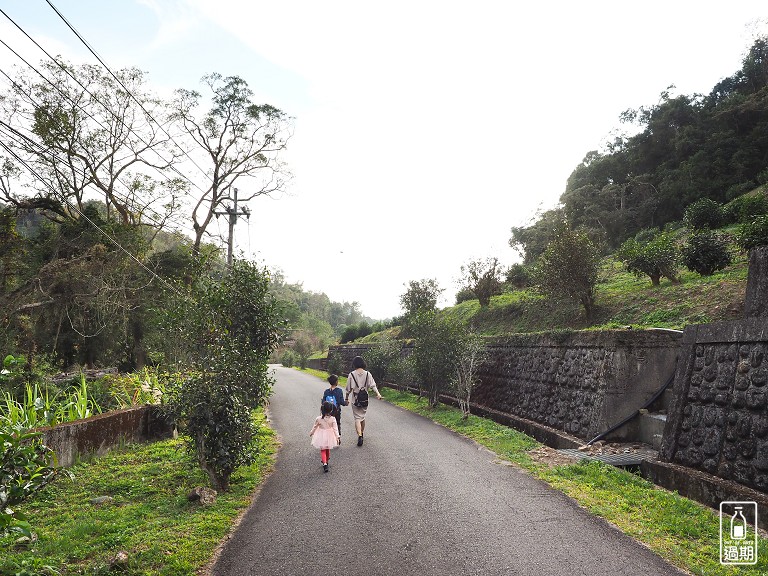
[[345, 355, 382, 446]]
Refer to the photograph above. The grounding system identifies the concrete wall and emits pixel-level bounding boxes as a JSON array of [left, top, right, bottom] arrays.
[[330, 330, 682, 442], [39, 405, 173, 467]]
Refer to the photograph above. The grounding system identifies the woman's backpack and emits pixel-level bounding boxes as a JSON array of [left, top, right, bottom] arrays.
[[350, 372, 370, 408]]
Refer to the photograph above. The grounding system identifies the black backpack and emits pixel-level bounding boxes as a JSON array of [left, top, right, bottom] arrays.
[[350, 372, 370, 408]]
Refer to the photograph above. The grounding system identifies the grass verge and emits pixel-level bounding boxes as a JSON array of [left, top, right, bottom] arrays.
[[0, 410, 277, 576], [299, 368, 767, 576]]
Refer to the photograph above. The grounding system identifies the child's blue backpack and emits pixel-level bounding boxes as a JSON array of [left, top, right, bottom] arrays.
[[323, 392, 338, 415]]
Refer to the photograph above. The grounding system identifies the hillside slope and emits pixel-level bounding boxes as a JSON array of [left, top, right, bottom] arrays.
[[443, 250, 749, 336]]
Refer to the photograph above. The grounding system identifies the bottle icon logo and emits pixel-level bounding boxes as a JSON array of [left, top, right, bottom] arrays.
[[720, 501, 758, 565], [730, 506, 746, 540]]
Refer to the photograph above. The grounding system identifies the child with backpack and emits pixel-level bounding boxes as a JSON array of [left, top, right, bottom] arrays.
[[310, 401, 340, 472], [321, 374, 347, 439]]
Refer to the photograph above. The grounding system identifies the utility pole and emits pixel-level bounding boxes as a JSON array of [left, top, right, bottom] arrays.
[[214, 187, 251, 267]]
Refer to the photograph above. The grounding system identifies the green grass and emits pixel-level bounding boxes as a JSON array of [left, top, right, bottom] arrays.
[[371, 383, 768, 576], [0, 411, 277, 576], [440, 247, 750, 335]]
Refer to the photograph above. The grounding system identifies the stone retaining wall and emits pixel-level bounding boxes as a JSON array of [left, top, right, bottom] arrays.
[[473, 331, 681, 441], [660, 247, 768, 494], [330, 330, 681, 442], [659, 319, 768, 492]]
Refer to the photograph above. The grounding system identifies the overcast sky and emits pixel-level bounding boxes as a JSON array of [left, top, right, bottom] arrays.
[[1, 1, 766, 319]]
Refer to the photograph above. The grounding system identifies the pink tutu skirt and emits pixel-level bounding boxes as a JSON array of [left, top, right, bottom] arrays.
[[311, 427, 338, 450]]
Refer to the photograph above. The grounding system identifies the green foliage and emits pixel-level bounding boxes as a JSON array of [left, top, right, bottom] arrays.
[[409, 312, 466, 406], [683, 198, 724, 230], [364, 337, 402, 384], [736, 215, 768, 251], [339, 321, 372, 344], [0, 424, 66, 537], [617, 230, 680, 286], [163, 260, 282, 491], [454, 287, 476, 305], [723, 191, 768, 224], [291, 333, 314, 369], [387, 355, 415, 391], [504, 263, 531, 289], [399, 278, 443, 318], [0, 377, 102, 429], [326, 351, 344, 376], [533, 226, 602, 320], [0, 421, 276, 574], [681, 230, 733, 275], [280, 349, 296, 368], [459, 257, 504, 307]]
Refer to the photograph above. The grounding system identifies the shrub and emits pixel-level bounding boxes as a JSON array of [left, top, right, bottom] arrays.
[[280, 349, 296, 368], [0, 424, 67, 537], [723, 192, 768, 224], [683, 198, 724, 230], [533, 226, 602, 320], [162, 260, 282, 491], [455, 287, 476, 304], [364, 338, 402, 384], [505, 263, 531, 289], [387, 355, 415, 391], [681, 230, 733, 275], [736, 215, 768, 251], [326, 351, 344, 376]]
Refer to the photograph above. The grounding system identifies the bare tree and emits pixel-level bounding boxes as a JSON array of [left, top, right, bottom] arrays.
[[170, 73, 293, 255], [0, 59, 181, 227]]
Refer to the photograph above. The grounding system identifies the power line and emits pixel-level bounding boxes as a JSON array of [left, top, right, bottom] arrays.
[[0, 8, 212, 203], [41, 0, 213, 184]]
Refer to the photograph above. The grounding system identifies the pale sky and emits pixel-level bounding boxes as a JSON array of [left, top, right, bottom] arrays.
[[1, 1, 766, 319]]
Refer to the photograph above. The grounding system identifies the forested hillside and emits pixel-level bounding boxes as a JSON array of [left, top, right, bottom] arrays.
[[511, 37, 768, 263]]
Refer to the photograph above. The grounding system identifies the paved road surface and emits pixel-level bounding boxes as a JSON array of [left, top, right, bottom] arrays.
[[211, 366, 686, 576]]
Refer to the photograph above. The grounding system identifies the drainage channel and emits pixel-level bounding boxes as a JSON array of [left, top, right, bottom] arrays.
[[556, 448, 653, 468]]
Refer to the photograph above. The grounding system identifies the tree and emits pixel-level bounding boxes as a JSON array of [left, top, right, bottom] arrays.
[[617, 230, 681, 286], [409, 311, 463, 407], [364, 337, 403, 384], [0, 59, 180, 226], [534, 226, 602, 320], [399, 278, 443, 337], [509, 208, 567, 264], [399, 278, 443, 317], [459, 257, 503, 307], [451, 329, 487, 419], [683, 198, 724, 230], [163, 260, 282, 491], [171, 74, 293, 255]]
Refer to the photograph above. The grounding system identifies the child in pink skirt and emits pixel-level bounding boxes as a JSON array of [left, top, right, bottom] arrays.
[[309, 401, 340, 472]]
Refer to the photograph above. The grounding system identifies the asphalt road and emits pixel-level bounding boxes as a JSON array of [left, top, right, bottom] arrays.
[[211, 366, 686, 576]]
